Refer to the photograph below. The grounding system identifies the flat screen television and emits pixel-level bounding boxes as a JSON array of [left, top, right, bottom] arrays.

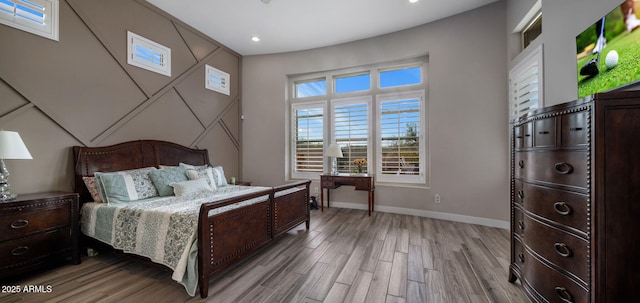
[[576, 0, 640, 98]]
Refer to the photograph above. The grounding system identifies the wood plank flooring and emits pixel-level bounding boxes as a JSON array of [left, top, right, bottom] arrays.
[[0, 208, 529, 303]]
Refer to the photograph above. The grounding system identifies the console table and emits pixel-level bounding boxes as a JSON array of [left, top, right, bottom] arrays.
[[320, 174, 375, 216]]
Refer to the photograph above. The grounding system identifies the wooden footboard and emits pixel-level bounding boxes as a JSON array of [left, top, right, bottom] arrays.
[[273, 180, 311, 237], [196, 180, 311, 298]]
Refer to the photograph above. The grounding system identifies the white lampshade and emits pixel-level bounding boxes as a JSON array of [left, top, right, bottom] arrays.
[[325, 143, 343, 158], [0, 130, 32, 159]]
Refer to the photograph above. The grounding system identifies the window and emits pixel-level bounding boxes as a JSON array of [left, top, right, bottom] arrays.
[[127, 31, 171, 77], [0, 0, 58, 41], [332, 98, 371, 173], [335, 73, 370, 93], [295, 78, 326, 98], [377, 91, 425, 183], [289, 58, 428, 185], [205, 65, 230, 95], [522, 13, 542, 49], [513, 0, 541, 50], [379, 66, 421, 88], [291, 102, 326, 179], [509, 45, 543, 121]]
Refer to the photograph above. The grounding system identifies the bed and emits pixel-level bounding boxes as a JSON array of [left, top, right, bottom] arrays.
[[72, 140, 311, 298]]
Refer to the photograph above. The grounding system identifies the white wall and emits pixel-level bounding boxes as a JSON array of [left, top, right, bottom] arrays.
[[242, 2, 510, 226]]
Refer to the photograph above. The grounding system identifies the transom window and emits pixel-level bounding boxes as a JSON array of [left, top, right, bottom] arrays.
[[0, 0, 58, 41], [289, 58, 428, 185]]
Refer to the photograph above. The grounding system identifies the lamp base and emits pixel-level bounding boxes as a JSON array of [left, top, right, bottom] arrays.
[[0, 192, 17, 202]]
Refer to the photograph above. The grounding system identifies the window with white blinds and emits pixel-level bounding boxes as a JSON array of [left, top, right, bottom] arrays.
[[288, 57, 428, 185], [332, 98, 371, 174], [509, 45, 543, 122], [127, 31, 171, 77], [292, 103, 325, 178], [377, 91, 425, 183], [0, 0, 58, 41]]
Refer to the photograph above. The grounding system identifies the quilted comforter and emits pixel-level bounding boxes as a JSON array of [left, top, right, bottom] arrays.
[[80, 185, 271, 296]]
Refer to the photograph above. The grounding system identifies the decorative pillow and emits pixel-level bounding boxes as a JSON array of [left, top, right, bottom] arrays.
[[186, 167, 217, 191], [82, 176, 102, 203], [169, 178, 213, 197], [148, 167, 188, 196], [179, 162, 207, 170], [180, 162, 228, 187], [211, 166, 228, 187], [94, 167, 159, 203]]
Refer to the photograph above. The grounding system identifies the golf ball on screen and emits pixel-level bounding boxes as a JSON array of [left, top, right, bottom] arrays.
[[605, 50, 619, 69]]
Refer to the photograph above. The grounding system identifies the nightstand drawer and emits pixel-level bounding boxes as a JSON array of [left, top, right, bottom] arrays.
[[0, 200, 71, 242], [0, 228, 71, 270]]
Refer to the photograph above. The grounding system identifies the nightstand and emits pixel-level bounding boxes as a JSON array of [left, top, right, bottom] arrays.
[[234, 181, 252, 186], [0, 192, 79, 281]]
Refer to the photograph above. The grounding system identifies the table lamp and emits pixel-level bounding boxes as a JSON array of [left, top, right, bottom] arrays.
[[325, 143, 343, 175], [0, 130, 33, 201]]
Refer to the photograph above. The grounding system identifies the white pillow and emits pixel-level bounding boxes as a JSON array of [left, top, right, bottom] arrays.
[[169, 178, 214, 197], [186, 167, 218, 191]]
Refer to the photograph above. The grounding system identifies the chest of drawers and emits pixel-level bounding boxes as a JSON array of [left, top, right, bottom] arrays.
[[509, 91, 640, 302], [0, 192, 79, 281]]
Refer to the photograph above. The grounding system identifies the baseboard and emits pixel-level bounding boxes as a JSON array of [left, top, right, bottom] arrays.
[[327, 201, 510, 230]]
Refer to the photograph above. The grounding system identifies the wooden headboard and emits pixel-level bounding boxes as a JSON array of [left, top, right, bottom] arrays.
[[73, 140, 210, 204]]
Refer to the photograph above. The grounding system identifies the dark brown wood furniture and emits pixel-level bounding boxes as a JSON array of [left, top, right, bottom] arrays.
[[509, 91, 640, 302], [0, 192, 79, 281], [73, 140, 310, 298], [320, 173, 375, 216]]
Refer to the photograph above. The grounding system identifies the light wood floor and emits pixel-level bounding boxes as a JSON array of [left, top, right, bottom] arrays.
[[0, 208, 529, 303]]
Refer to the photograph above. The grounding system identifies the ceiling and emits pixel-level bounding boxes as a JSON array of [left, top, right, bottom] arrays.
[[146, 0, 499, 56]]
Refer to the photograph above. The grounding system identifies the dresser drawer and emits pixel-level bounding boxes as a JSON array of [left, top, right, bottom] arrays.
[[524, 215, 588, 283], [519, 151, 588, 188], [522, 183, 589, 234], [0, 228, 71, 270], [523, 249, 588, 303], [513, 205, 525, 237], [514, 122, 533, 149], [513, 235, 525, 270], [560, 111, 588, 147], [534, 117, 557, 147], [0, 200, 72, 242]]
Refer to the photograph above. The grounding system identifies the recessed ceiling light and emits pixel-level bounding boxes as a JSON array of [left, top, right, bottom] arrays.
[[251, 36, 261, 42], [409, 0, 419, 3]]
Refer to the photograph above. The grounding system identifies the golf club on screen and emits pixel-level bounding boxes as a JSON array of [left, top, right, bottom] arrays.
[[580, 17, 606, 77]]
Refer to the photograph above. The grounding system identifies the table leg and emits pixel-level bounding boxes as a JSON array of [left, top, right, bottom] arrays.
[[320, 187, 324, 212], [368, 190, 374, 216], [327, 189, 330, 208]]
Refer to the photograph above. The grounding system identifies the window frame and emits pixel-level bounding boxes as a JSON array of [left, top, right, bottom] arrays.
[[291, 101, 328, 179], [127, 31, 171, 77], [331, 96, 372, 174], [0, 0, 58, 41], [287, 58, 428, 186], [376, 90, 426, 184]]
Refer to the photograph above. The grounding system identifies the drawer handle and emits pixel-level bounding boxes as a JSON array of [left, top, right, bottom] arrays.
[[555, 286, 574, 303], [525, 134, 531, 137], [569, 127, 583, 131], [11, 246, 29, 256], [518, 160, 524, 168], [554, 243, 572, 257], [516, 135, 523, 139], [517, 190, 524, 199], [518, 253, 525, 263], [538, 131, 550, 135], [518, 220, 525, 231], [554, 162, 574, 175], [554, 202, 573, 215], [10, 219, 29, 229]]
